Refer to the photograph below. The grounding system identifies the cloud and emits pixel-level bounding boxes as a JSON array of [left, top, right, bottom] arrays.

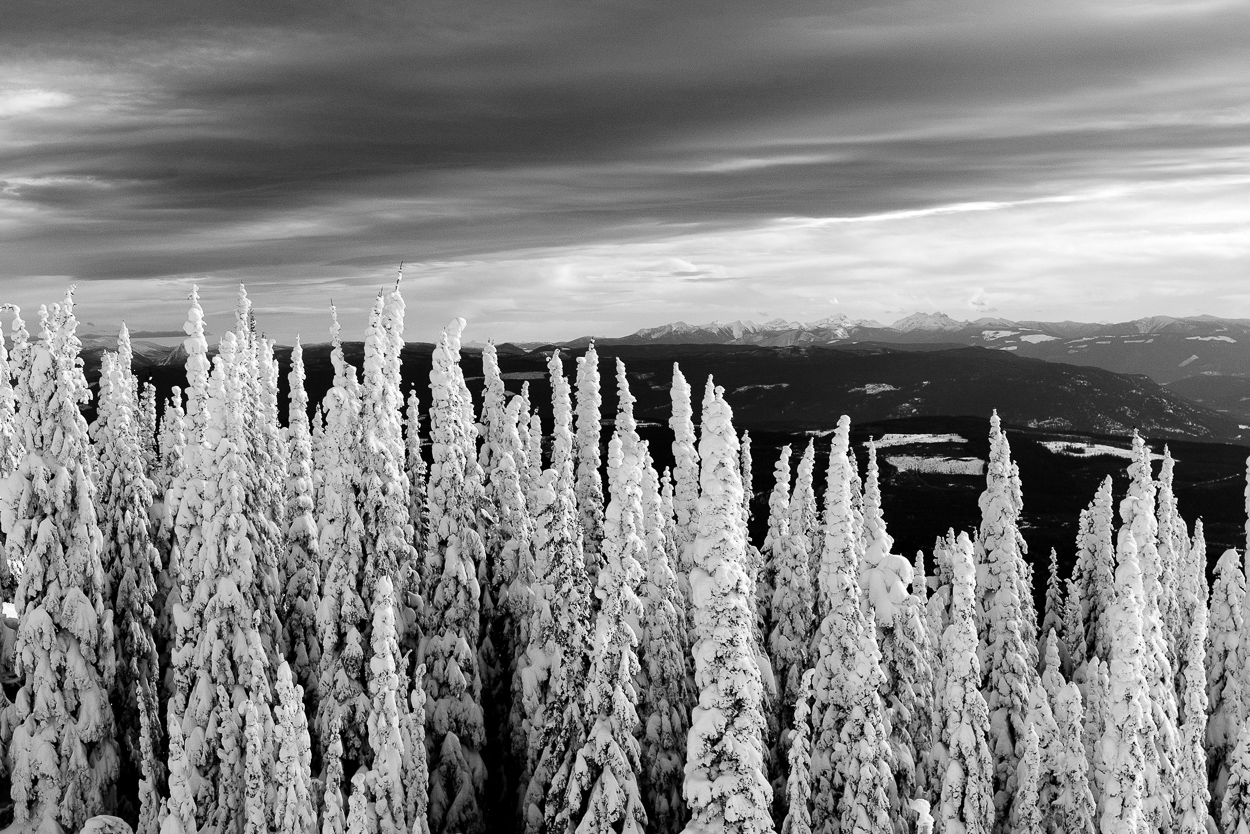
[[0, 0, 1248, 340]]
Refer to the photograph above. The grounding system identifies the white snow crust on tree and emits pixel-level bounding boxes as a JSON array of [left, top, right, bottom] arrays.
[[284, 337, 322, 698], [137, 381, 158, 480], [4, 293, 119, 832], [1098, 523, 1158, 834], [1050, 678, 1096, 834], [574, 342, 605, 571], [1121, 432, 1178, 830], [1225, 726, 1250, 834], [668, 363, 700, 601], [808, 414, 894, 834], [177, 330, 276, 834], [421, 318, 488, 834], [780, 669, 815, 834], [935, 532, 994, 834], [1155, 447, 1183, 670], [321, 716, 347, 834], [0, 318, 23, 595], [790, 440, 819, 609], [272, 661, 316, 834], [366, 576, 407, 834], [637, 447, 693, 834], [91, 346, 163, 804], [681, 380, 773, 834], [974, 411, 1038, 825], [1175, 584, 1213, 834], [565, 430, 648, 834], [1208, 546, 1246, 810], [161, 710, 198, 834], [315, 304, 370, 768], [405, 388, 428, 554], [1009, 725, 1043, 834], [403, 662, 432, 834], [1040, 549, 1064, 667]]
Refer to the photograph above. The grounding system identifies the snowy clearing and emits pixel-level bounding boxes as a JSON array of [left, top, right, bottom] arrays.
[[884, 455, 986, 475], [735, 382, 790, 392], [1179, 355, 1199, 367], [1187, 335, 1236, 343], [848, 383, 899, 395], [980, 330, 1018, 340], [1017, 334, 1058, 344], [872, 433, 967, 448], [1041, 441, 1165, 461]]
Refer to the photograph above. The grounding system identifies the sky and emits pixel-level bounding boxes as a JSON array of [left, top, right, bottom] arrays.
[[1, 0, 1249, 344]]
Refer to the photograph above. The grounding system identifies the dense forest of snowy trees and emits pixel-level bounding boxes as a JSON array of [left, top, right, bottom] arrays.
[[0, 283, 1248, 834]]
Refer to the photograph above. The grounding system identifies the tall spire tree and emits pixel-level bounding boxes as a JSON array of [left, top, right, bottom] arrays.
[[790, 440, 819, 605], [1208, 547, 1245, 809], [0, 319, 23, 598], [575, 342, 605, 572], [809, 415, 894, 834], [3, 291, 119, 831], [1176, 582, 1213, 834], [284, 337, 322, 699], [682, 380, 773, 834], [669, 363, 699, 600]]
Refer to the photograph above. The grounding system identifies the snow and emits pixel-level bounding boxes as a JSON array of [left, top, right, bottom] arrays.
[[1179, 355, 1199, 367], [873, 433, 966, 447], [1041, 441, 1165, 461], [981, 330, 1018, 341], [885, 455, 985, 476], [1187, 335, 1236, 342], [1018, 334, 1058, 344], [848, 383, 899, 395]]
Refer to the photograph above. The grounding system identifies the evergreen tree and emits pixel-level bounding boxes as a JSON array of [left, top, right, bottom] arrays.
[[421, 319, 488, 834], [1098, 525, 1155, 834], [137, 380, 158, 479], [367, 576, 407, 834], [575, 342, 605, 572], [669, 363, 699, 600], [1050, 681, 1095, 834], [0, 320, 23, 598], [284, 337, 322, 698], [1155, 447, 1183, 670], [975, 411, 1038, 825], [1208, 546, 1245, 811], [92, 345, 163, 811], [1176, 584, 1213, 834], [790, 440, 819, 607], [935, 533, 994, 834], [273, 661, 316, 834], [322, 717, 347, 834], [1086, 479, 1117, 663], [404, 663, 432, 834], [809, 415, 893, 834], [3, 292, 119, 831], [638, 449, 692, 834], [1227, 727, 1250, 834], [566, 431, 647, 834], [162, 710, 198, 834], [781, 670, 815, 834], [1009, 725, 1043, 834], [1041, 549, 1064, 666], [405, 388, 428, 554], [682, 381, 772, 834]]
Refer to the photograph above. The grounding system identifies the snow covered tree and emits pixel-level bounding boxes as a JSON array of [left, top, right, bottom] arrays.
[[1041, 549, 1064, 665], [935, 532, 994, 834], [322, 717, 347, 834], [405, 388, 428, 552], [404, 663, 432, 834], [163, 710, 198, 834], [638, 449, 692, 834], [1050, 681, 1095, 834], [1098, 523, 1156, 834], [781, 670, 815, 834], [273, 661, 316, 834], [284, 337, 322, 697], [565, 431, 647, 834], [1009, 726, 1043, 834], [521, 464, 591, 833], [575, 342, 605, 571], [178, 330, 276, 834], [766, 444, 814, 801], [92, 345, 163, 805], [809, 415, 893, 834], [682, 380, 773, 834], [367, 576, 407, 834], [1175, 583, 1212, 834], [138, 380, 158, 478], [3, 291, 119, 831], [974, 411, 1038, 825], [1208, 546, 1245, 811], [1155, 447, 1183, 669], [1083, 479, 1116, 664], [421, 319, 488, 834], [790, 440, 819, 606], [1225, 727, 1250, 834], [0, 320, 22, 597], [669, 363, 699, 600]]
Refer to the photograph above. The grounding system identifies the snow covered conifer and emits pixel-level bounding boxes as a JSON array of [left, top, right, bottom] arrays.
[[1085, 478, 1117, 663], [809, 415, 893, 834], [575, 342, 605, 568], [669, 363, 699, 598], [790, 440, 819, 604], [1010, 726, 1043, 834], [367, 576, 406, 834], [1155, 447, 1183, 667], [638, 450, 692, 834], [405, 388, 428, 550], [1225, 728, 1250, 834], [4, 291, 119, 831], [1098, 523, 1156, 834], [974, 411, 1038, 824], [565, 431, 647, 834], [682, 381, 773, 834], [92, 346, 163, 795], [242, 698, 268, 834], [163, 711, 198, 834], [284, 337, 322, 696], [1176, 584, 1212, 834], [273, 661, 315, 834], [781, 670, 815, 834], [322, 718, 347, 834], [1208, 547, 1245, 809], [0, 320, 23, 595], [421, 319, 488, 834], [1050, 681, 1095, 834], [1041, 549, 1064, 664], [935, 533, 994, 834]]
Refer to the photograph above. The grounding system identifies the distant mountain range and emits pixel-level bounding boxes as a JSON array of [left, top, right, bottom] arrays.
[[545, 313, 1250, 425]]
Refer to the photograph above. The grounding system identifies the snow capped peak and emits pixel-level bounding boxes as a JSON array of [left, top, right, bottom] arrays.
[[890, 311, 968, 332]]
